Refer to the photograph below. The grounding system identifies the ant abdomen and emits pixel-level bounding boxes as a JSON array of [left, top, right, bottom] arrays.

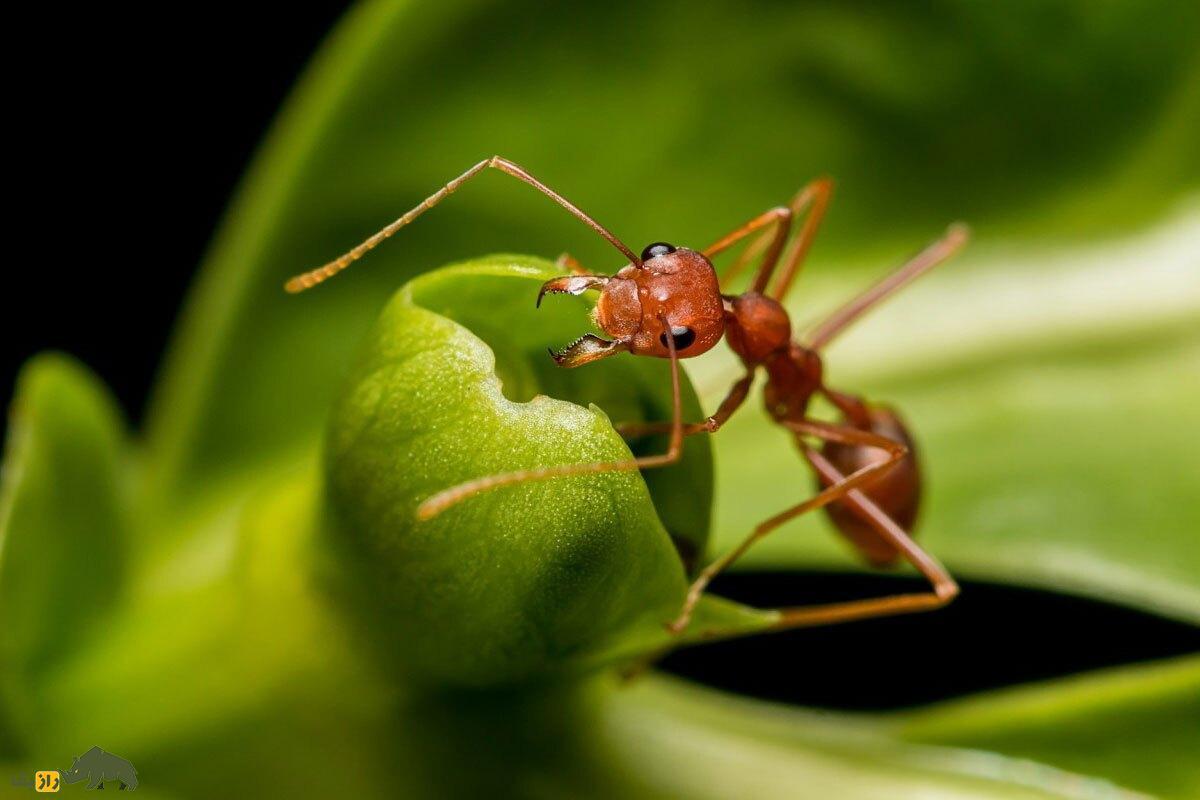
[[821, 406, 921, 567]]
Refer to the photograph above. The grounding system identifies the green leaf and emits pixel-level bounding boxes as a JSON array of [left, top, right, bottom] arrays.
[[12, 1, 1193, 795], [0, 355, 130, 729], [595, 675, 1151, 800], [26, 466, 397, 798], [322, 256, 776, 685], [892, 655, 1200, 799]]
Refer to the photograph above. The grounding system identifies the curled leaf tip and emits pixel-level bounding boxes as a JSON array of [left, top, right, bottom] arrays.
[[323, 257, 715, 686]]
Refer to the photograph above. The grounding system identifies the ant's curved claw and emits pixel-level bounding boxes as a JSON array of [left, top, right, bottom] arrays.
[[548, 334, 628, 368], [536, 275, 609, 307]]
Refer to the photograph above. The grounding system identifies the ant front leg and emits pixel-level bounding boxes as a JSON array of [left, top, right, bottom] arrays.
[[417, 317, 687, 520], [714, 178, 834, 297], [667, 418, 907, 633], [770, 177, 833, 301], [703, 207, 793, 294], [615, 372, 754, 439]]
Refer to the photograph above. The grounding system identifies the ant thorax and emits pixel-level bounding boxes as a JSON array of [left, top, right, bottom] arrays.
[[723, 291, 792, 364]]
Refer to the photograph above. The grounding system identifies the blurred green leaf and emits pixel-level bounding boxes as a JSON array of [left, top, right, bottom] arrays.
[[893, 654, 1200, 799], [0, 355, 130, 732], [26, 467, 398, 798], [599, 675, 1157, 800]]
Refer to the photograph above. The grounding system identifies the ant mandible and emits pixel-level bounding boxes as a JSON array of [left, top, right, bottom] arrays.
[[287, 156, 967, 635]]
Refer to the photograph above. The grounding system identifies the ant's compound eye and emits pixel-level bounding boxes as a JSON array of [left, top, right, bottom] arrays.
[[640, 242, 676, 261], [659, 325, 696, 352]]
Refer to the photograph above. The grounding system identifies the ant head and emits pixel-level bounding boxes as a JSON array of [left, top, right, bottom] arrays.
[[540, 243, 725, 367]]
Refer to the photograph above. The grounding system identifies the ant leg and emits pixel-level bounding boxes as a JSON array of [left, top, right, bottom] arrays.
[[667, 419, 907, 632], [689, 448, 956, 639], [806, 223, 969, 350], [716, 178, 834, 296], [417, 317, 686, 520], [771, 177, 834, 301], [717, 228, 775, 291], [286, 156, 640, 292], [615, 372, 754, 439], [703, 207, 793, 294], [821, 386, 873, 429], [761, 446, 958, 630], [555, 252, 591, 276]]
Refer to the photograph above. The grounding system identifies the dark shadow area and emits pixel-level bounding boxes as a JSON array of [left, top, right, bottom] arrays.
[[4, 4, 348, 420], [658, 571, 1200, 710]]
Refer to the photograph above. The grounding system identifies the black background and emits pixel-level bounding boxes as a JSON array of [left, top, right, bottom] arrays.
[[3, 6, 346, 421], [4, 5, 1197, 710]]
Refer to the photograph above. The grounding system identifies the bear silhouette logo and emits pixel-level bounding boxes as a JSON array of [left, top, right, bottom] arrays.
[[60, 747, 138, 791]]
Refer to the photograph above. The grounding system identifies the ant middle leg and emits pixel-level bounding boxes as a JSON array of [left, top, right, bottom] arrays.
[[615, 372, 755, 439], [667, 419, 907, 632]]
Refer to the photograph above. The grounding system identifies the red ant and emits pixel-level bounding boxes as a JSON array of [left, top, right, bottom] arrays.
[[287, 156, 967, 635]]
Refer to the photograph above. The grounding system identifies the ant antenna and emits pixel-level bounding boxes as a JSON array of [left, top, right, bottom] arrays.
[[285, 156, 640, 293]]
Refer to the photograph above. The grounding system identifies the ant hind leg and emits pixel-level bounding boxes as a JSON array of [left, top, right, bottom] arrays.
[[806, 223, 969, 350], [667, 418, 909, 633], [764, 447, 957, 631], [688, 447, 957, 639]]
